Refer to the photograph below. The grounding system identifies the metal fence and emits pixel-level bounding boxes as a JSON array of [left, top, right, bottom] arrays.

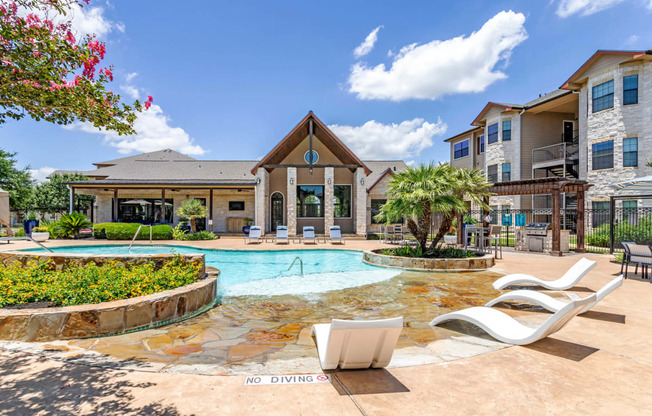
[[462, 208, 652, 254]]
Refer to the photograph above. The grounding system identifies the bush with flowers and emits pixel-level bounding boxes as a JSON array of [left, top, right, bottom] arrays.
[[0, 255, 202, 307]]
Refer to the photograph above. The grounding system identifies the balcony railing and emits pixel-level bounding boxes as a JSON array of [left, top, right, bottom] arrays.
[[532, 142, 579, 165]]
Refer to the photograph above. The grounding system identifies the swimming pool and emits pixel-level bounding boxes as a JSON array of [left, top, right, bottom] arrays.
[[20, 245, 400, 297]]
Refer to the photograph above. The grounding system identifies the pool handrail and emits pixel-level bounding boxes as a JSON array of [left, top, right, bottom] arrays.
[[0, 236, 53, 253], [128, 224, 152, 252], [287, 256, 304, 275]]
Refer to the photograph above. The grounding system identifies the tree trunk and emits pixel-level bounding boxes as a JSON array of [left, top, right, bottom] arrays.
[[429, 213, 454, 251], [190, 218, 196, 233]]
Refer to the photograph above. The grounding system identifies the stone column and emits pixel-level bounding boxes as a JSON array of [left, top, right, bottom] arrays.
[[255, 169, 268, 235], [324, 167, 334, 232], [354, 167, 367, 236], [287, 167, 297, 236]]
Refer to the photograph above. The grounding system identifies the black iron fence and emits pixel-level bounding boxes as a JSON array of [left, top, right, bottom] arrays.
[[461, 208, 652, 254]]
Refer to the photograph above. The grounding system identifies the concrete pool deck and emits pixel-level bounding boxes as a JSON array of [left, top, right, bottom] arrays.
[[1, 239, 651, 415]]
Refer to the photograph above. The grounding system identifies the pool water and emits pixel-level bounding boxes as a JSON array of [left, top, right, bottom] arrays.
[[22, 245, 400, 297]]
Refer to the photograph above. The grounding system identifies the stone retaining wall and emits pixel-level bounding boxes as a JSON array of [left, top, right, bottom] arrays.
[[0, 251, 218, 341], [363, 250, 495, 271]]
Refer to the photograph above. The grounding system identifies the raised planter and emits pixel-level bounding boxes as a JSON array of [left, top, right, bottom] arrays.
[[363, 250, 495, 272], [0, 251, 218, 341], [31, 232, 49, 242]]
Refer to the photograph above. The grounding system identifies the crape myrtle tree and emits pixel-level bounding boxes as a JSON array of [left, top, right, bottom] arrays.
[[0, 0, 153, 133], [375, 163, 491, 253]]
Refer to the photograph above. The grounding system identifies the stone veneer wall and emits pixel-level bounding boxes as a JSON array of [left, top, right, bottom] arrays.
[[581, 60, 652, 212], [0, 252, 217, 341], [484, 112, 521, 210], [363, 250, 495, 271]]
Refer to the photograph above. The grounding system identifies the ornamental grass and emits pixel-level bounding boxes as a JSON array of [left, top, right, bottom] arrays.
[[0, 255, 202, 307]]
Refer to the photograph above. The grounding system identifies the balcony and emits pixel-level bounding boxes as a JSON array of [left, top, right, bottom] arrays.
[[532, 142, 579, 178]]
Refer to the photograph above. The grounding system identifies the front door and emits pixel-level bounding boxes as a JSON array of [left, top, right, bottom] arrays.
[[271, 192, 284, 231]]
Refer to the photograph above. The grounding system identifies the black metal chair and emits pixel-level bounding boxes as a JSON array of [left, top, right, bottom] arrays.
[[625, 243, 652, 280], [620, 241, 636, 277]]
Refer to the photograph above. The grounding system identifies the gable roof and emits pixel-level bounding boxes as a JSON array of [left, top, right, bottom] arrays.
[[471, 102, 524, 126], [363, 160, 406, 191], [444, 127, 483, 143], [561, 49, 651, 90], [251, 112, 371, 175]]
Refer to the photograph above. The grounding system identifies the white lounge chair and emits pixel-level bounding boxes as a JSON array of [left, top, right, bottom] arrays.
[[328, 226, 345, 244], [244, 226, 262, 244], [300, 226, 317, 244], [273, 226, 289, 244], [485, 275, 623, 314], [430, 294, 596, 345], [492, 257, 597, 290], [311, 317, 403, 370]]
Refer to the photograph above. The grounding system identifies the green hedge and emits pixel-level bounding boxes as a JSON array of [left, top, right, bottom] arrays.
[[586, 215, 652, 248], [93, 223, 174, 240]]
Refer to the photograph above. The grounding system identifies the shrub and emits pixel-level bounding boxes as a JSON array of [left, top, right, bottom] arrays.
[[58, 213, 92, 238], [0, 255, 202, 307], [93, 222, 111, 239], [32, 226, 48, 233], [380, 246, 476, 258], [104, 223, 173, 240], [15, 228, 25, 237], [173, 224, 218, 241]]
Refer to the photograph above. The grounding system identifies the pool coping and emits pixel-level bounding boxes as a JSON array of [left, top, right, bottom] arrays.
[[363, 250, 496, 272]]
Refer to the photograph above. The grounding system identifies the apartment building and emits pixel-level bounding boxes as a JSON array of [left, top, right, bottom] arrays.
[[447, 49, 652, 217]]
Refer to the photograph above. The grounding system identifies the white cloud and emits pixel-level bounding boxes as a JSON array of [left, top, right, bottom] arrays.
[[120, 84, 140, 99], [354, 26, 383, 58], [63, 104, 206, 155], [328, 118, 447, 159], [554, 0, 652, 16], [29, 166, 57, 183], [347, 11, 527, 101], [125, 72, 138, 82], [625, 34, 639, 46], [19, 2, 119, 39]]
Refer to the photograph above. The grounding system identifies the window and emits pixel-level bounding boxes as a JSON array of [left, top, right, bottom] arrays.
[[592, 201, 610, 227], [296, 185, 324, 217], [476, 135, 485, 154], [487, 164, 498, 183], [592, 140, 614, 170], [370, 199, 386, 224], [453, 140, 469, 159], [304, 150, 319, 164], [229, 201, 245, 211], [502, 120, 511, 141], [116, 198, 173, 224], [501, 162, 511, 182], [487, 123, 498, 144], [592, 80, 614, 112], [623, 137, 638, 167], [334, 185, 351, 218], [623, 75, 638, 105]]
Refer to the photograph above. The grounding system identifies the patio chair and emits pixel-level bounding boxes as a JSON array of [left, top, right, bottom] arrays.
[[484, 225, 503, 259], [620, 242, 636, 276], [273, 226, 289, 244], [328, 226, 345, 244], [486, 275, 624, 314], [492, 257, 597, 290], [311, 317, 403, 370], [625, 243, 652, 280], [244, 226, 262, 244], [300, 226, 318, 244], [430, 294, 596, 345]]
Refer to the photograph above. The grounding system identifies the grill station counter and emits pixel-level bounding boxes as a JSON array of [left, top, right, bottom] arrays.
[[515, 222, 570, 253]]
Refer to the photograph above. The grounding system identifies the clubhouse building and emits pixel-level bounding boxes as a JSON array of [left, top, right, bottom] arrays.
[[60, 112, 406, 236]]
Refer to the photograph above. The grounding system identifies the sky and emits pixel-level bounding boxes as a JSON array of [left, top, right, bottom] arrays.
[[3, 0, 652, 181]]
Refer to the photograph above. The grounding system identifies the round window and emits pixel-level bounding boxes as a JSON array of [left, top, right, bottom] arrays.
[[304, 150, 319, 164]]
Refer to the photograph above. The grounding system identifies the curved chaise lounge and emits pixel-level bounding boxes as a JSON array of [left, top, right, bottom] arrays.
[[492, 258, 597, 290], [430, 294, 596, 345], [486, 275, 623, 314]]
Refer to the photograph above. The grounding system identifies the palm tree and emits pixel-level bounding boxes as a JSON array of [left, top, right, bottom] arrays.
[[176, 199, 207, 232], [430, 167, 492, 249], [375, 163, 467, 252]]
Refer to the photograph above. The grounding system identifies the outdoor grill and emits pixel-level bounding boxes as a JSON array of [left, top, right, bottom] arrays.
[[525, 222, 551, 252]]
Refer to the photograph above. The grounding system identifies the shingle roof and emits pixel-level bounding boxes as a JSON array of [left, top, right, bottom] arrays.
[[363, 160, 407, 190], [93, 149, 195, 166], [524, 89, 572, 107]]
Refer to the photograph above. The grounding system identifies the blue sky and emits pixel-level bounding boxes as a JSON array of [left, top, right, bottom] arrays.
[[3, 0, 652, 180]]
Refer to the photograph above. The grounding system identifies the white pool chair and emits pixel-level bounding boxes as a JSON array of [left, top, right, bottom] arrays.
[[430, 294, 596, 345], [300, 226, 317, 244], [244, 226, 262, 244], [328, 226, 345, 244], [273, 226, 289, 244], [311, 317, 403, 370], [486, 275, 623, 314], [492, 257, 597, 290]]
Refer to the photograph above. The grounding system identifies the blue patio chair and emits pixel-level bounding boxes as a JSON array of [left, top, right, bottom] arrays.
[[301, 226, 317, 244], [273, 226, 289, 244], [244, 226, 262, 244], [328, 226, 345, 244]]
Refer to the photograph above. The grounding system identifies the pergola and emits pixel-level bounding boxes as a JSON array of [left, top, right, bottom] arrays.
[[458, 177, 592, 256]]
